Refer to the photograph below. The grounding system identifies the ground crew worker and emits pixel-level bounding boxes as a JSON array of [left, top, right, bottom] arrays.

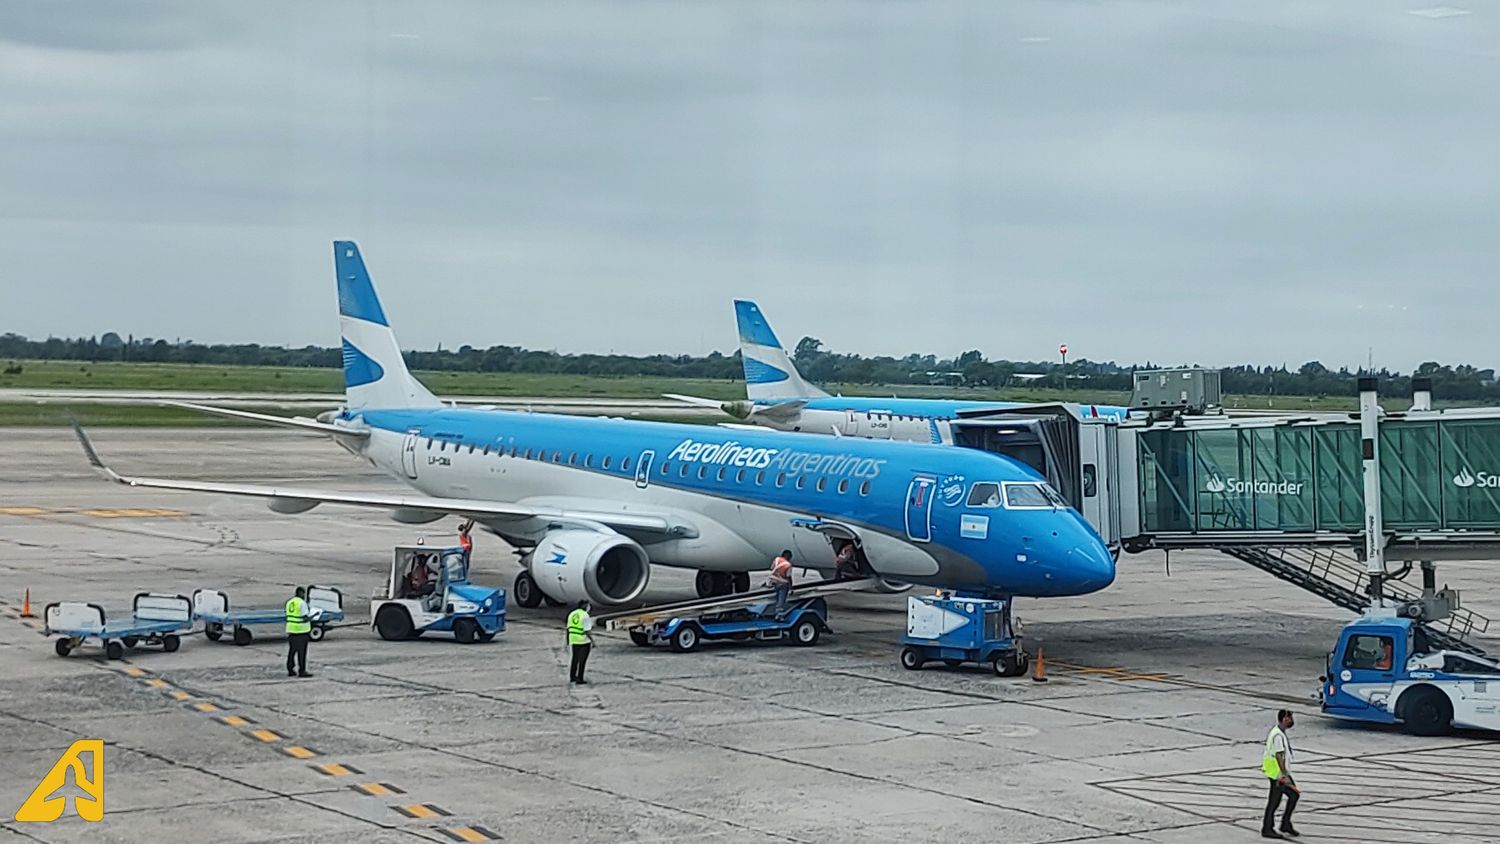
[[1261, 709, 1300, 838], [458, 520, 475, 564], [767, 550, 794, 618], [567, 600, 593, 684], [285, 587, 313, 679], [834, 542, 860, 581]]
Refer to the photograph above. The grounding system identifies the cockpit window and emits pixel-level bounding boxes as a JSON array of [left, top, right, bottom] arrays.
[[1003, 482, 1066, 509], [967, 482, 1003, 507]]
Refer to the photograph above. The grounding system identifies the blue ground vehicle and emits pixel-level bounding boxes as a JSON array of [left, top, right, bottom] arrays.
[[193, 586, 345, 646], [1320, 611, 1500, 736], [627, 596, 831, 652], [45, 593, 194, 660], [371, 545, 505, 643], [899, 593, 1029, 676]]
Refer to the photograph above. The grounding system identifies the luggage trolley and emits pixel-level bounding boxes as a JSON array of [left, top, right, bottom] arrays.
[[45, 592, 194, 660], [192, 586, 345, 646]]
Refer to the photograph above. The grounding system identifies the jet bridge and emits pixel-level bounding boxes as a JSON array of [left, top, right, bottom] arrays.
[[946, 382, 1500, 655]]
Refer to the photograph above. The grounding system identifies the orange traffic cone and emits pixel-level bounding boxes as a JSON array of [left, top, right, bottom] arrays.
[[1031, 647, 1048, 683], [21, 589, 35, 618]]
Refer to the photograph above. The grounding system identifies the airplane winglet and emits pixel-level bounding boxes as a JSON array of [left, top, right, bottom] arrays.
[[68, 414, 129, 485]]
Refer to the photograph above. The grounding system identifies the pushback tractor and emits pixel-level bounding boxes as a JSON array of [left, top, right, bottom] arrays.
[[45, 593, 194, 660], [1321, 610, 1500, 736], [193, 586, 345, 646], [372, 545, 505, 643]]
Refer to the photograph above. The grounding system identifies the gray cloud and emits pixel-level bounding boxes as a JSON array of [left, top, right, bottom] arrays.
[[1, 0, 1496, 370]]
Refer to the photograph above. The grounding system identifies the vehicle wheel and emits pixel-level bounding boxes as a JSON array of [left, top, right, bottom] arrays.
[[695, 570, 717, 599], [792, 618, 820, 646], [106, 640, 124, 660], [375, 604, 415, 641], [205, 623, 223, 642], [669, 624, 700, 653], [513, 570, 543, 609], [733, 572, 751, 593], [1399, 686, 1453, 737], [162, 634, 181, 653], [122, 636, 140, 649], [453, 617, 479, 644], [542, 593, 564, 607], [54, 638, 72, 657], [629, 629, 650, 647], [900, 647, 925, 671], [944, 659, 963, 668], [309, 625, 325, 642]]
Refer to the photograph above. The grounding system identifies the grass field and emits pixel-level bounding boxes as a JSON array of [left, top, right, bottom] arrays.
[[0, 359, 1430, 425]]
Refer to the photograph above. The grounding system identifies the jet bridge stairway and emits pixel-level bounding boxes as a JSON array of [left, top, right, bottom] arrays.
[[1214, 544, 1491, 656], [597, 577, 876, 631]]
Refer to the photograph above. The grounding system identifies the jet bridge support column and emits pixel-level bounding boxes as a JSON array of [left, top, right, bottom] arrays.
[[1411, 377, 1433, 412], [1360, 377, 1385, 606]]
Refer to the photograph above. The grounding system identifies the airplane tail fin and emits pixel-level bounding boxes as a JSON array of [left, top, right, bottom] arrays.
[[334, 241, 440, 411], [734, 300, 829, 402]]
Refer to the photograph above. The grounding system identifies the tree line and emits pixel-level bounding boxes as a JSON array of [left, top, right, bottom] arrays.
[[2, 331, 1496, 400]]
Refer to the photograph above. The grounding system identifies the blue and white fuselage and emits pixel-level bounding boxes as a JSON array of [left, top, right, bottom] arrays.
[[79, 242, 1116, 610]]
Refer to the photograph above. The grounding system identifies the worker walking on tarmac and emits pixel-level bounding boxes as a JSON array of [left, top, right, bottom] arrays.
[[285, 587, 313, 679], [768, 550, 794, 618], [567, 600, 593, 684], [1261, 709, 1300, 838]]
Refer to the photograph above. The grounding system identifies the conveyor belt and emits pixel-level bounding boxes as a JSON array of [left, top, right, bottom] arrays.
[[599, 577, 875, 630]]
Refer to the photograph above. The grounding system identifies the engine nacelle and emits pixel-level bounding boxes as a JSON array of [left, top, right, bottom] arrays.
[[529, 529, 651, 607], [871, 579, 914, 594]]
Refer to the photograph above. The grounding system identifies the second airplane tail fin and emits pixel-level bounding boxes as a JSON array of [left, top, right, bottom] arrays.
[[334, 241, 440, 411], [734, 300, 829, 402]]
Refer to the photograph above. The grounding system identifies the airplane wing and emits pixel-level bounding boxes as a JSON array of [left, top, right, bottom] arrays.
[[163, 402, 368, 437], [751, 398, 807, 421], [70, 422, 678, 536]]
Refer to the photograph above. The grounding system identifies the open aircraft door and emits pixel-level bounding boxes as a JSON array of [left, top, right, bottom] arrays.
[[788, 517, 913, 592]]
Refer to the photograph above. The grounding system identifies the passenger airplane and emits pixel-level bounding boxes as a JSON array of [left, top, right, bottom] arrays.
[[74, 242, 1115, 612], [668, 300, 1130, 442]]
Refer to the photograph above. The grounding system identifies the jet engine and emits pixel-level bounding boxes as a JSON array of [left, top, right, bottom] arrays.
[[529, 530, 651, 606]]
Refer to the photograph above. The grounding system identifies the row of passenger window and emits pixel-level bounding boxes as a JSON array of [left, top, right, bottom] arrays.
[[423, 437, 872, 496], [428, 437, 632, 472], [655, 460, 872, 496]]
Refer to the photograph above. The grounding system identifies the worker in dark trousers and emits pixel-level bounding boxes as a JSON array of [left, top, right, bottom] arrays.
[[1261, 709, 1299, 838], [567, 600, 593, 684], [285, 586, 313, 678]]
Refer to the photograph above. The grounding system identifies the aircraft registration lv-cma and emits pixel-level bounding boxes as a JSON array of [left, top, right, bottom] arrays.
[[73, 242, 1115, 610]]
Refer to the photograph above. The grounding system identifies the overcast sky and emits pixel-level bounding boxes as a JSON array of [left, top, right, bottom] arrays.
[[2, 1, 1497, 370]]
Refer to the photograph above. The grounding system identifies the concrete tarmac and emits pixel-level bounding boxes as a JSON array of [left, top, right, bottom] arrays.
[[2, 429, 1498, 843]]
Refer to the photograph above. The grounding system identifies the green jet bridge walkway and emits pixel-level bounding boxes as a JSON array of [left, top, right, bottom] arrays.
[[1115, 397, 1500, 655]]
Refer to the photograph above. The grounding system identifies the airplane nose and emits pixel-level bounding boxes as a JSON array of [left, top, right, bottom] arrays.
[[1068, 541, 1117, 592]]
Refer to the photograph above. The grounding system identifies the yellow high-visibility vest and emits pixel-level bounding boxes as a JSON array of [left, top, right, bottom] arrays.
[[567, 609, 590, 645], [1262, 727, 1286, 779], [285, 597, 311, 634]]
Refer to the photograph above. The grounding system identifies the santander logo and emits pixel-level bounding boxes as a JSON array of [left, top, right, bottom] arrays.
[[1450, 467, 1500, 489], [1203, 473, 1304, 496]]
